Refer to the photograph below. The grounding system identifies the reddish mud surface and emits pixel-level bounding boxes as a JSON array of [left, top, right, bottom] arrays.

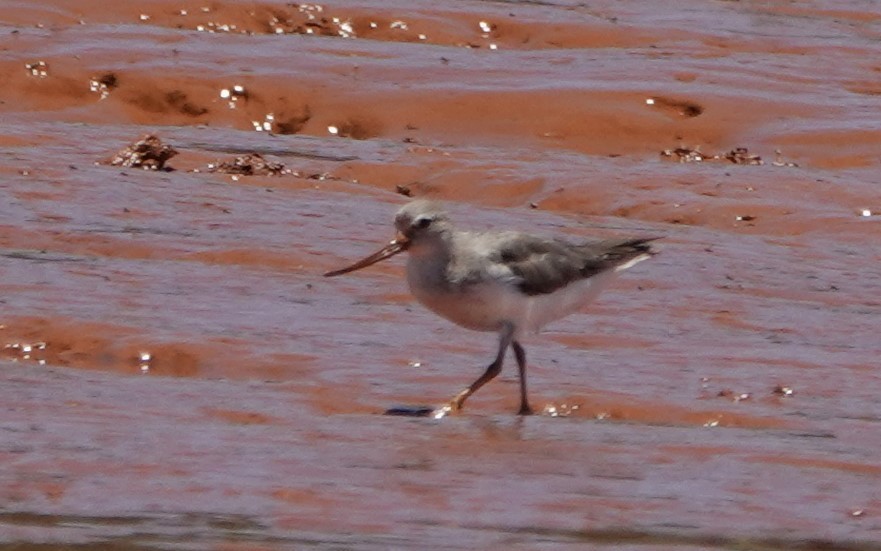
[[2, 0, 881, 548]]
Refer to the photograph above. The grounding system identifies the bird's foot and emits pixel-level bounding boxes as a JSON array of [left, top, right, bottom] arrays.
[[431, 390, 470, 419], [518, 404, 535, 416], [430, 404, 454, 419]]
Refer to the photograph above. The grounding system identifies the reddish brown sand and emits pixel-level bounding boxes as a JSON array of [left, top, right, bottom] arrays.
[[2, 0, 881, 548]]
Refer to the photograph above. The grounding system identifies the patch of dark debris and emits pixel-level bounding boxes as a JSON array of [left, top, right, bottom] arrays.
[[110, 134, 178, 171], [661, 147, 799, 167], [206, 153, 290, 176], [105, 136, 351, 181]]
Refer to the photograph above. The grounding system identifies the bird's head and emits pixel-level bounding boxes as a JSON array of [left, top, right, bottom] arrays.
[[324, 200, 451, 277]]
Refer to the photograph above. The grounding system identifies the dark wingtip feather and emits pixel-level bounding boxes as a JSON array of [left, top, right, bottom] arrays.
[[628, 236, 662, 255], [602, 236, 662, 260]]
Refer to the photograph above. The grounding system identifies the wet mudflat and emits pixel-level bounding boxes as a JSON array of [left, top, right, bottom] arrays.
[[2, 0, 881, 548]]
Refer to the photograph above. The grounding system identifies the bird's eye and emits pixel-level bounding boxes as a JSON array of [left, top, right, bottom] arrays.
[[415, 217, 432, 229]]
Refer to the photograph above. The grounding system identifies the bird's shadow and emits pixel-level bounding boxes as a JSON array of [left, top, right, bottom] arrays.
[[383, 405, 436, 417]]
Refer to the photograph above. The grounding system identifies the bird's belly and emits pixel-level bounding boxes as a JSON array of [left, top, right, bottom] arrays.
[[409, 282, 514, 332], [518, 272, 617, 333], [408, 272, 618, 335]]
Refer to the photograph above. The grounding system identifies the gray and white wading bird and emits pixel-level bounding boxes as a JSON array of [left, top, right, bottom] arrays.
[[325, 200, 659, 416]]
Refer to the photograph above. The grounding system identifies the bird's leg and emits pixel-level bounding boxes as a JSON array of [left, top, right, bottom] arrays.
[[448, 323, 514, 412], [511, 341, 533, 415]]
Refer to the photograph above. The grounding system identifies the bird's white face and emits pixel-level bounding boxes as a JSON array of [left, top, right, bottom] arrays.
[[393, 202, 453, 258], [395, 211, 433, 238], [323, 200, 448, 277]]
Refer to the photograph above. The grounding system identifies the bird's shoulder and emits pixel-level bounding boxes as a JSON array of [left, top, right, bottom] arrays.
[[446, 231, 571, 291]]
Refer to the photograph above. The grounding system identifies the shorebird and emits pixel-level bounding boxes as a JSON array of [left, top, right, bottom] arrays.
[[325, 200, 658, 416]]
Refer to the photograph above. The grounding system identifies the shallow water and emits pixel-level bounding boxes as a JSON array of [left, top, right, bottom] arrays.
[[2, 0, 881, 548]]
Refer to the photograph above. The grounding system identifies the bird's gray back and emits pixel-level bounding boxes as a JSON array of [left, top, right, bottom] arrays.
[[449, 231, 657, 296]]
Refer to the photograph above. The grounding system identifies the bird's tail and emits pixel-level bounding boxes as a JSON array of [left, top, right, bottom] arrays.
[[604, 237, 661, 272]]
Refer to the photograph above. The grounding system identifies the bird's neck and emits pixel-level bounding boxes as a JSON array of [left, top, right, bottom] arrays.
[[406, 236, 454, 291]]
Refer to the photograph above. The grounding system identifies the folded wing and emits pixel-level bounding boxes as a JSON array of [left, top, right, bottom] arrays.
[[492, 235, 659, 296]]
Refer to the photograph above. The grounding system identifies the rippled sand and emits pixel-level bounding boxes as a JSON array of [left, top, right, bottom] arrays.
[[2, 1, 880, 548]]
